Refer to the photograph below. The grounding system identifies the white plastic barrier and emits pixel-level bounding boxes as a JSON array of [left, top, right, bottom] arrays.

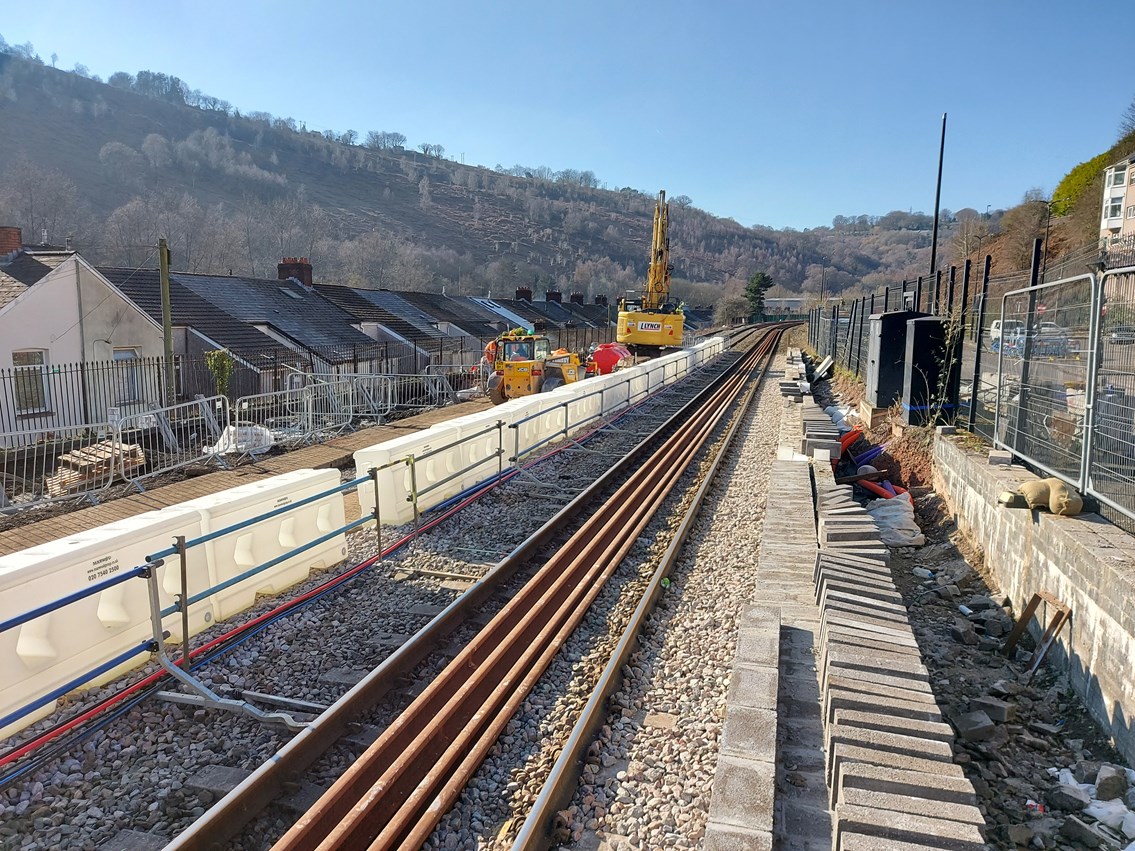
[[503, 396, 564, 461], [0, 509, 209, 738], [551, 381, 605, 436], [445, 409, 507, 491], [176, 469, 346, 621], [594, 372, 633, 415], [356, 424, 463, 525]]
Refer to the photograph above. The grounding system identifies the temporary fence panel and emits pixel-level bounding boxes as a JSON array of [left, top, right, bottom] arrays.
[[232, 388, 310, 450], [994, 274, 1094, 489], [116, 396, 228, 486], [350, 375, 394, 419], [384, 374, 456, 412], [175, 469, 347, 621], [306, 380, 354, 439], [0, 508, 207, 739], [0, 422, 119, 512], [424, 363, 484, 397], [1088, 267, 1135, 525]]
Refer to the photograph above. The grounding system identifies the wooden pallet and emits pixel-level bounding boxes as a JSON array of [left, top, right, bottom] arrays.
[[44, 441, 146, 496]]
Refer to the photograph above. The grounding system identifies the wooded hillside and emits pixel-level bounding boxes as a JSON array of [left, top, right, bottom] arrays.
[[0, 48, 960, 304]]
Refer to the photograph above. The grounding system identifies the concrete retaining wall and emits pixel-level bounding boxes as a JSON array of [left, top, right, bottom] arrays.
[[932, 435, 1135, 765]]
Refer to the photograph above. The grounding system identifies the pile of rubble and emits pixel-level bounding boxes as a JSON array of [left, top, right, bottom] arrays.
[[895, 532, 1135, 849]]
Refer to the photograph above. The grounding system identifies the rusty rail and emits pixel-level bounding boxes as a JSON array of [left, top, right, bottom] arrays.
[[273, 328, 784, 850]]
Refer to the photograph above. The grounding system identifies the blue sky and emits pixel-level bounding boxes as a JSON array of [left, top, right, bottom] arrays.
[[5, 1, 1128, 230]]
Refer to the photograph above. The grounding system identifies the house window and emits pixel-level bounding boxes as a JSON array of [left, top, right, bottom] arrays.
[[1108, 198, 1124, 218], [12, 350, 50, 413], [1127, 206, 1135, 219], [113, 348, 142, 403], [1113, 168, 1127, 186]]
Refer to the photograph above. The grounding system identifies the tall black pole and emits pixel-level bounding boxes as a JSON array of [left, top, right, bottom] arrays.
[[929, 112, 947, 276]]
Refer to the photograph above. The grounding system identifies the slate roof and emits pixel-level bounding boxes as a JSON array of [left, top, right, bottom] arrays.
[[169, 273, 377, 362], [0, 250, 72, 310], [561, 301, 615, 326], [395, 291, 505, 339], [99, 267, 280, 358], [315, 286, 447, 343], [488, 298, 566, 329]]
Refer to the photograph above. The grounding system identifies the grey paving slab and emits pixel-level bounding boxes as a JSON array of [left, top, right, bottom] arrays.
[[825, 690, 944, 730], [837, 763, 978, 808], [829, 708, 956, 747], [833, 802, 987, 849], [827, 728, 954, 788]]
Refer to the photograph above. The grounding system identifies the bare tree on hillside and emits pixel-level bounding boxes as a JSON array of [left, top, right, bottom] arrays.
[[0, 158, 85, 244], [1120, 93, 1135, 138]]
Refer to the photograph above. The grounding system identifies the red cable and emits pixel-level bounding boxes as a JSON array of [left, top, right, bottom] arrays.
[[0, 373, 700, 769]]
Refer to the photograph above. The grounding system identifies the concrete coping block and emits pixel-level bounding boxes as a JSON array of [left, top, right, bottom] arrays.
[[821, 615, 917, 649], [820, 543, 890, 558], [821, 528, 884, 546], [823, 666, 935, 700], [839, 787, 984, 827], [827, 728, 954, 788], [822, 599, 911, 631], [987, 449, 1013, 466], [703, 823, 774, 851], [823, 621, 917, 650], [825, 690, 944, 731], [819, 578, 905, 608], [833, 802, 987, 849], [821, 634, 923, 677], [816, 551, 892, 571], [736, 626, 780, 668], [706, 753, 776, 834], [837, 762, 977, 808], [814, 447, 833, 463], [719, 705, 778, 762], [740, 605, 782, 628], [822, 588, 910, 620], [935, 425, 957, 435], [815, 565, 897, 595], [830, 708, 956, 747], [726, 662, 779, 712], [828, 746, 964, 810], [837, 832, 955, 851], [823, 645, 929, 686], [814, 562, 896, 591]]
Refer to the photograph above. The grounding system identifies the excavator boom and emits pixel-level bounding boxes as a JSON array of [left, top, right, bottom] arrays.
[[616, 189, 684, 352]]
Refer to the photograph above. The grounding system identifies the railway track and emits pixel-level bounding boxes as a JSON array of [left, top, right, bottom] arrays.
[[0, 325, 790, 851], [163, 324, 786, 851]]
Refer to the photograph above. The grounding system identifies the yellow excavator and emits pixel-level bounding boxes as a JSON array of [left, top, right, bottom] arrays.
[[485, 328, 583, 405], [617, 189, 684, 354]]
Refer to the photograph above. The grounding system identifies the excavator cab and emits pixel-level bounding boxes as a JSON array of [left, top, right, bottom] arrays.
[[486, 329, 582, 405]]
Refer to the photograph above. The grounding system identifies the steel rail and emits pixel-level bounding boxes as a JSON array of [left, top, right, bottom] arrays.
[[511, 328, 784, 849], [272, 328, 784, 851], [165, 326, 783, 851]]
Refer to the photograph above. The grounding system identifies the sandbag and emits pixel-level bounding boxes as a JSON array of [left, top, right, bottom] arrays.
[[1047, 478, 1083, 516], [1017, 479, 1051, 510], [866, 492, 925, 547]]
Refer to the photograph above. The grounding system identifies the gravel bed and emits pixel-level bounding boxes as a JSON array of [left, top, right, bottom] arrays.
[[0, 357, 735, 851], [413, 350, 786, 850]]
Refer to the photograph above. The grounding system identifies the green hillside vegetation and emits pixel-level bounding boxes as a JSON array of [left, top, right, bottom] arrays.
[[0, 40, 1044, 305]]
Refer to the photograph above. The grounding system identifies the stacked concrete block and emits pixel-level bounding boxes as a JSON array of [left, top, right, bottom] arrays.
[[810, 461, 987, 849], [707, 459, 817, 850], [801, 398, 843, 458]]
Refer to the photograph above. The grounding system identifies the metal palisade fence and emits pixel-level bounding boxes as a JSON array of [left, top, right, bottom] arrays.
[[806, 238, 1135, 531], [0, 326, 615, 514]]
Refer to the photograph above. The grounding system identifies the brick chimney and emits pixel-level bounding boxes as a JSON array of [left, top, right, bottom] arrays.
[[515, 286, 533, 302], [277, 256, 313, 288], [569, 291, 585, 305], [0, 227, 22, 256], [545, 290, 562, 304], [594, 294, 608, 307]]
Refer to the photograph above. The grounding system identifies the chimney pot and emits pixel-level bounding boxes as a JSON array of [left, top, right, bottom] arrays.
[[569, 291, 584, 304], [278, 256, 314, 287], [515, 286, 533, 302], [545, 290, 562, 303]]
